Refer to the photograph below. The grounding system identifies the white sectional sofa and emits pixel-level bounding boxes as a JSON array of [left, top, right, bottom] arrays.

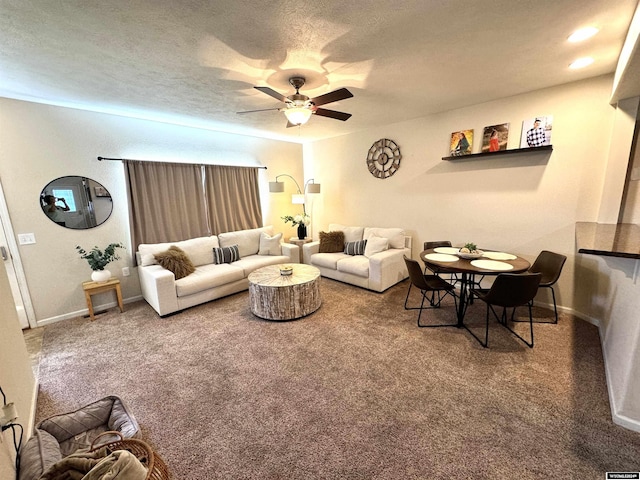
[[137, 226, 298, 316], [302, 224, 412, 292]]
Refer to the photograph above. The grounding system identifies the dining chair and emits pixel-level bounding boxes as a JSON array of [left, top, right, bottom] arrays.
[[527, 250, 567, 324], [403, 255, 458, 328], [422, 240, 460, 282], [469, 272, 541, 348], [423, 240, 452, 250]]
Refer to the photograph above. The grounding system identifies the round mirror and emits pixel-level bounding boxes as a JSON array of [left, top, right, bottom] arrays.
[[40, 176, 113, 229]]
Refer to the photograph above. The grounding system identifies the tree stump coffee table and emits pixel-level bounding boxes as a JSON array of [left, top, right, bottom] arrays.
[[248, 264, 321, 321]]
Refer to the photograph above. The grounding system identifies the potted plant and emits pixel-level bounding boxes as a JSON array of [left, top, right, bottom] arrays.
[[282, 214, 311, 239], [76, 243, 124, 283]]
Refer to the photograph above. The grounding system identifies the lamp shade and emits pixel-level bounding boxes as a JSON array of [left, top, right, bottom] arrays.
[[306, 182, 321, 194], [284, 107, 312, 125], [269, 181, 285, 193]]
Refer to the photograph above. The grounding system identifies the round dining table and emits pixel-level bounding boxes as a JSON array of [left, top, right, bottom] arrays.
[[420, 248, 531, 327]]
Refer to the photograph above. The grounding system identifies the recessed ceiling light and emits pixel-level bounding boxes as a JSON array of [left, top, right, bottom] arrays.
[[568, 27, 599, 42], [569, 57, 595, 69]]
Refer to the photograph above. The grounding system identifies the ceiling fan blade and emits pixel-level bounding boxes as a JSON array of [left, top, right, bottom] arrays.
[[311, 88, 353, 106], [313, 108, 352, 121], [236, 108, 281, 114], [254, 86, 288, 103]]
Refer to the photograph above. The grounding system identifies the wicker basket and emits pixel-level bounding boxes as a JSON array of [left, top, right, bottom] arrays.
[[90, 431, 170, 480]]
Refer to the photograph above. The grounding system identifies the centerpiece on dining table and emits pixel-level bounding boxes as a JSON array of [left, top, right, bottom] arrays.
[[457, 242, 484, 259]]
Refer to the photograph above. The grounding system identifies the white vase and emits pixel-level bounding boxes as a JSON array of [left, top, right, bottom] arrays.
[[91, 269, 111, 283]]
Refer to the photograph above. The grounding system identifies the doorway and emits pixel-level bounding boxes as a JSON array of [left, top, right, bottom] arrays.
[[0, 178, 35, 329]]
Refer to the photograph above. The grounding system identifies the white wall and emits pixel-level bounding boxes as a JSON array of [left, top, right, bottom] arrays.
[[0, 99, 303, 323], [305, 74, 640, 430], [0, 263, 36, 478]]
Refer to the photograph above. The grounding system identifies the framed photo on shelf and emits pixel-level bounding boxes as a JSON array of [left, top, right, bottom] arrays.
[[520, 115, 553, 148], [482, 123, 509, 152], [449, 129, 473, 156]]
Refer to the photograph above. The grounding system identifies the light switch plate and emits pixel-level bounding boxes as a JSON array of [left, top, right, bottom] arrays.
[[18, 233, 36, 245]]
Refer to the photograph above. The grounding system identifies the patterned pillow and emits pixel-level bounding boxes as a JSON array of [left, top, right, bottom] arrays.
[[319, 231, 345, 253], [213, 244, 241, 264], [344, 239, 367, 255], [154, 246, 196, 279]]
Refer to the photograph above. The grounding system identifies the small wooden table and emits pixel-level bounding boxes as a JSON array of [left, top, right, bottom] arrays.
[[82, 278, 124, 321], [248, 264, 321, 321], [289, 237, 312, 263]]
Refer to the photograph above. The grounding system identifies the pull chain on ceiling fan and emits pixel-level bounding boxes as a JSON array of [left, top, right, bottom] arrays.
[[237, 76, 353, 127]]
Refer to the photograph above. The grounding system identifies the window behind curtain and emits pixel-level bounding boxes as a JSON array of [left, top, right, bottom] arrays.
[[125, 160, 263, 254]]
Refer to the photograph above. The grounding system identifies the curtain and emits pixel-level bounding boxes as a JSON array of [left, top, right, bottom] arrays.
[[125, 161, 209, 250], [204, 165, 263, 234], [125, 161, 263, 255]]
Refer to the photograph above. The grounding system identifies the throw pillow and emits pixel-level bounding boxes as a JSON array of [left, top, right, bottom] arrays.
[[258, 232, 283, 256], [154, 246, 196, 279], [319, 231, 345, 253], [344, 239, 367, 255], [364, 236, 389, 258], [213, 244, 241, 264], [364, 227, 405, 249]]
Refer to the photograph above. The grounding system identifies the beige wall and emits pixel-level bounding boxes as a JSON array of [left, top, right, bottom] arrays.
[[0, 99, 303, 323], [0, 262, 36, 478], [306, 75, 615, 313], [305, 74, 640, 430]]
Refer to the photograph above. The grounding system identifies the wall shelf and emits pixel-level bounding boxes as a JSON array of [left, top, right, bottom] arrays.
[[442, 145, 553, 161]]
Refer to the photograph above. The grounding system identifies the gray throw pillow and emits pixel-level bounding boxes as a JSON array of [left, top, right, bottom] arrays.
[[344, 240, 367, 255], [213, 244, 240, 264]]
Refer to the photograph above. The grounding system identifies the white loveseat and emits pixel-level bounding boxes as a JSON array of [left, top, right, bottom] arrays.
[[137, 226, 298, 316], [302, 224, 412, 292]]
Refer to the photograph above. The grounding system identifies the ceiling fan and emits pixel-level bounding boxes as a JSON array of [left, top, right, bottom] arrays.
[[237, 76, 353, 127]]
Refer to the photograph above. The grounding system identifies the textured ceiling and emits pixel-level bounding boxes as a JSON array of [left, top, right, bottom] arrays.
[[1, 0, 638, 143]]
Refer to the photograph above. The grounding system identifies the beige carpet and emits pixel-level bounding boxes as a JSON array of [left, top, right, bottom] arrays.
[[35, 278, 640, 479]]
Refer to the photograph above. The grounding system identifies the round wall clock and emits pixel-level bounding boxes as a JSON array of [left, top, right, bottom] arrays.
[[366, 138, 402, 179]]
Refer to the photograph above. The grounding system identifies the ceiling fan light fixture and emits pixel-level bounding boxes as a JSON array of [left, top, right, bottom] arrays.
[[284, 107, 312, 125]]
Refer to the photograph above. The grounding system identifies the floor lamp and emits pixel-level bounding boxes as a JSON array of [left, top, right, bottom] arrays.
[[268, 174, 321, 216]]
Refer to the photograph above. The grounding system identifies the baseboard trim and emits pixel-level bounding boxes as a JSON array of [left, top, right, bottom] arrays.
[[36, 295, 143, 327], [26, 380, 39, 438], [532, 301, 640, 432], [610, 412, 640, 432]]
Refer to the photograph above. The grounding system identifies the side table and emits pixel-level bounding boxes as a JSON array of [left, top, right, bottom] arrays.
[[289, 237, 312, 263], [82, 278, 124, 321]]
